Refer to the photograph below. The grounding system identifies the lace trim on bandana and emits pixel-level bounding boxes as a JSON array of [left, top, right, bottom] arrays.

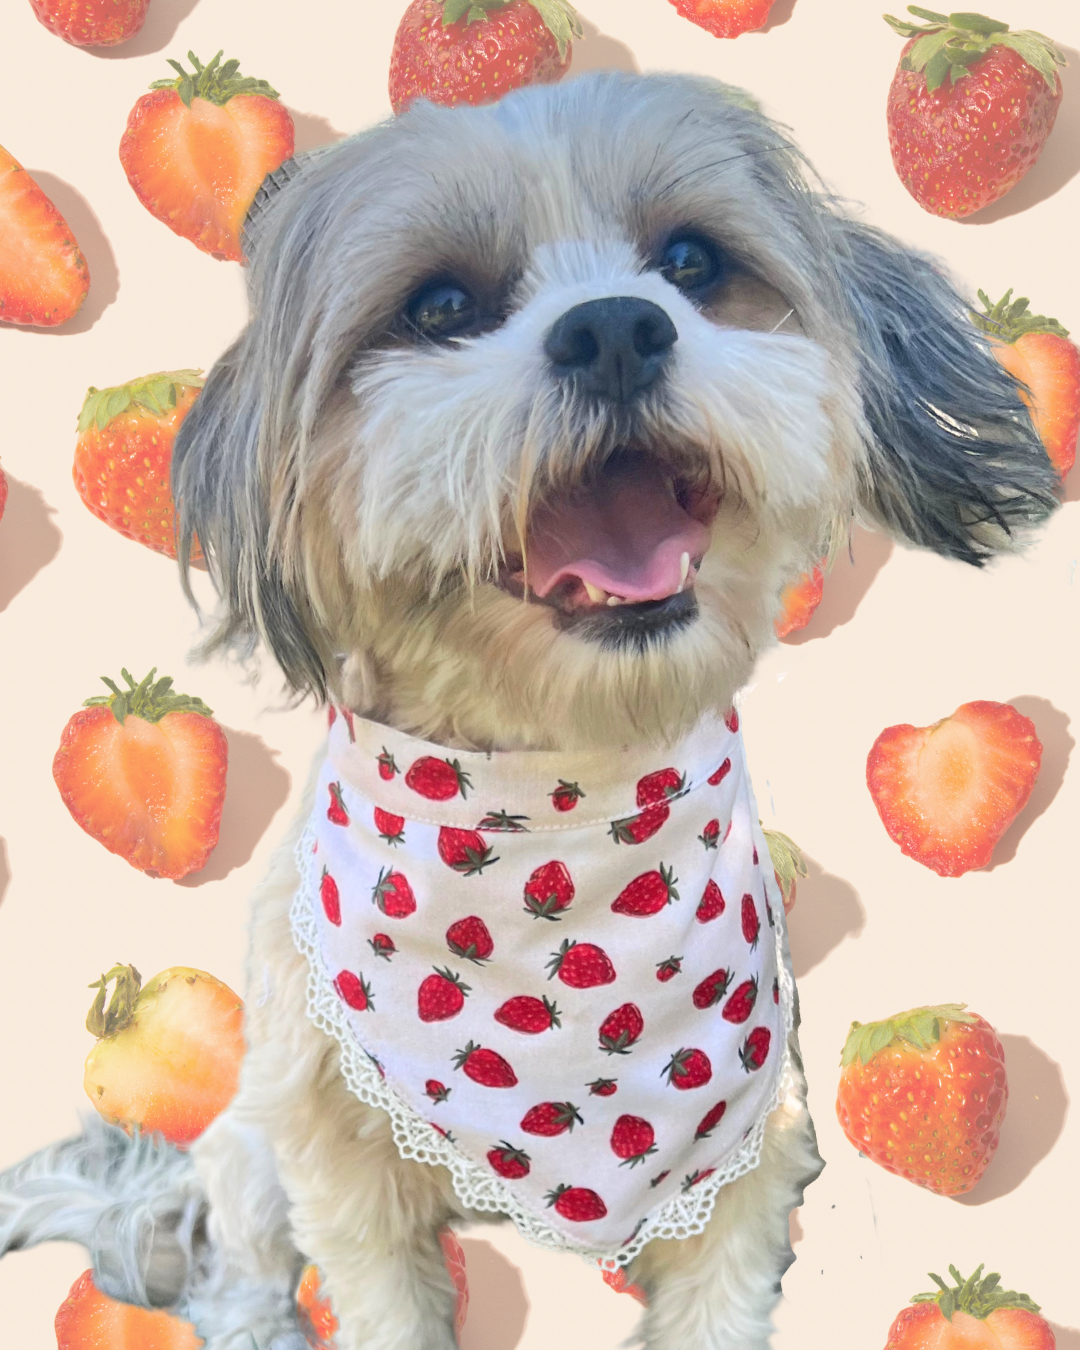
[[290, 822, 796, 1268]]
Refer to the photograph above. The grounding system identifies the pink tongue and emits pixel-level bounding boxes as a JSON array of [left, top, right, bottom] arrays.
[[526, 454, 711, 601]]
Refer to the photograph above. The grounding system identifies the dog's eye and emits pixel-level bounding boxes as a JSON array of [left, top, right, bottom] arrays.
[[407, 282, 481, 340], [658, 236, 724, 293]]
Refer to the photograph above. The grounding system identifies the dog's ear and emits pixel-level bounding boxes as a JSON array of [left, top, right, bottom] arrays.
[[829, 218, 1059, 563]]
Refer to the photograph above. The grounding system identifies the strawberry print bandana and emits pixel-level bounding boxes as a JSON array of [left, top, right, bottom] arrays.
[[290, 706, 794, 1265]]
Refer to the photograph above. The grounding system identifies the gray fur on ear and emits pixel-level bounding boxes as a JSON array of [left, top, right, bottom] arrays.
[[831, 220, 1059, 563]]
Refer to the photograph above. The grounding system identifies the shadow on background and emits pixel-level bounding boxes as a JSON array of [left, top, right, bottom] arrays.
[[961, 46, 1080, 223], [984, 696, 1072, 869], [786, 856, 865, 979], [86, 0, 204, 58], [954, 1033, 1068, 1206], [0, 476, 63, 613], [782, 527, 894, 645], [177, 729, 291, 886], [568, 14, 640, 78], [1064, 470, 1080, 504], [761, 0, 798, 31], [288, 110, 350, 154], [19, 172, 118, 334], [458, 1239, 529, 1350], [0, 838, 10, 909], [1050, 1325, 1080, 1349]]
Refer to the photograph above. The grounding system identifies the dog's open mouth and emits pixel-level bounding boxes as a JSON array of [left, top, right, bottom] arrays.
[[499, 450, 719, 627]]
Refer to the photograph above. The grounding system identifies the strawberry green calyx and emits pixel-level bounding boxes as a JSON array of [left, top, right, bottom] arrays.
[[761, 826, 807, 898], [840, 1002, 977, 1067], [911, 1264, 1041, 1320], [441, 0, 583, 59], [86, 964, 142, 1038], [971, 288, 1070, 342], [883, 8, 1067, 93], [84, 668, 214, 726], [150, 50, 281, 109], [77, 370, 204, 435]]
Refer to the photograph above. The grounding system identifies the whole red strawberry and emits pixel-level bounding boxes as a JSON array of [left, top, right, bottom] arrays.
[[453, 1041, 518, 1087], [611, 864, 679, 916], [334, 970, 374, 1012], [327, 782, 349, 826], [662, 1047, 712, 1090], [836, 1003, 1007, 1196], [698, 819, 720, 849], [550, 779, 584, 811], [438, 825, 497, 875], [405, 755, 471, 800], [656, 956, 682, 982], [523, 859, 575, 920], [495, 995, 561, 1034], [475, 808, 529, 831], [696, 880, 726, 923], [377, 747, 399, 780], [692, 968, 732, 1009], [636, 767, 686, 805], [521, 1100, 582, 1136], [587, 1077, 618, 1096], [694, 1100, 728, 1140], [30, 0, 149, 46], [369, 934, 396, 960], [374, 807, 405, 845], [488, 1141, 531, 1178], [739, 1027, 771, 1072], [610, 1115, 657, 1167], [546, 940, 616, 988], [668, 0, 776, 39], [389, 0, 581, 116], [722, 976, 758, 1024], [740, 894, 760, 949], [446, 915, 494, 963], [884, 9, 1066, 218], [319, 868, 341, 926], [707, 758, 731, 786], [120, 52, 294, 262], [545, 1184, 607, 1222], [372, 866, 416, 918], [418, 968, 470, 1021], [426, 1078, 451, 1102], [885, 1264, 1054, 1350], [598, 1003, 644, 1055], [609, 802, 669, 845]]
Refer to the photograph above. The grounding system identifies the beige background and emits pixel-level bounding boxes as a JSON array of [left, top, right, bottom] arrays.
[[1, 0, 1077, 1345]]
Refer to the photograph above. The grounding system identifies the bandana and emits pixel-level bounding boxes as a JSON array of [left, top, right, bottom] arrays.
[[290, 706, 794, 1266]]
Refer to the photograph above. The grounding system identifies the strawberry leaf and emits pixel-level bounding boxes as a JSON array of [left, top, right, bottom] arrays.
[[78, 370, 204, 435], [150, 50, 280, 108], [971, 289, 1070, 341], [84, 667, 214, 724], [911, 1264, 1042, 1319]]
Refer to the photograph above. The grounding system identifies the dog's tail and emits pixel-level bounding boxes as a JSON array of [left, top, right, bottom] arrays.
[[0, 1114, 206, 1309]]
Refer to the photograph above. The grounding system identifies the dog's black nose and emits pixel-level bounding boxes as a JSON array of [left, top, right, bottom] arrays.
[[544, 297, 678, 403]]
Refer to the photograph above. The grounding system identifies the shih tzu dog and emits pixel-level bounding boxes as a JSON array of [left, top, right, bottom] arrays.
[[0, 70, 1058, 1350]]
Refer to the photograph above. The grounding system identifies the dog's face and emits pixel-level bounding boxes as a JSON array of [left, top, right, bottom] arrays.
[[175, 72, 1056, 751]]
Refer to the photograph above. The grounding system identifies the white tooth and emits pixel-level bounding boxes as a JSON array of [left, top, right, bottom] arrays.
[[583, 580, 607, 604], [606, 594, 623, 607], [677, 551, 690, 593]]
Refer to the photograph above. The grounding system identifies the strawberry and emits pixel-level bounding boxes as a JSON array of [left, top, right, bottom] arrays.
[[707, 758, 731, 786], [56, 1269, 200, 1350], [694, 1100, 728, 1140], [609, 801, 669, 845], [739, 1027, 771, 1072], [692, 968, 732, 1010], [723, 977, 758, 1024], [73, 372, 206, 560], [667, 0, 776, 39], [587, 1077, 618, 1096], [453, 1041, 518, 1087], [53, 668, 226, 879], [610, 1115, 657, 1167], [83, 964, 243, 1147], [327, 781, 349, 825], [636, 767, 686, 806], [656, 956, 682, 982], [521, 1100, 583, 1136], [319, 868, 341, 926], [551, 779, 585, 811], [884, 10, 1066, 219], [523, 859, 575, 920], [698, 819, 720, 849], [546, 939, 616, 988], [598, 1003, 644, 1055], [335, 969, 374, 1012], [369, 933, 396, 960], [681, 1168, 715, 1192], [836, 1003, 1007, 1195], [600, 1266, 648, 1305], [696, 879, 726, 923], [972, 288, 1080, 478], [389, 0, 581, 116], [772, 976, 779, 1005], [372, 866, 417, 918], [611, 863, 679, 916], [476, 808, 529, 831], [662, 1047, 712, 1090], [418, 968, 470, 1021], [649, 1170, 670, 1188], [545, 1184, 607, 1222], [426, 1078, 451, 1102], [340, 707, 355, 741], [495, 994, 561, 1034], [763, 826, 806, 914], [1, 144, 89, 327], [30, 0, 149, 46], [775, 563, 824, 639], [374, 806, 405, 845], [119, 51, 294, 262], [724, 708, 739, 733], [446, 914, 494, 963], [488, 1141, 531, 1178], [377, 747, 399, 780], [740, 894, 760, 949], [867, 700, 1042, 876], [438, 825, 498, 875], [405, 754, 471, 799], [885, 1264, 1054, 1350]]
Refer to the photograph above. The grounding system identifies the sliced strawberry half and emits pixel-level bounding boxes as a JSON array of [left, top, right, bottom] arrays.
[[0, 144, 89, 327], [866, 700, 1042, 877]]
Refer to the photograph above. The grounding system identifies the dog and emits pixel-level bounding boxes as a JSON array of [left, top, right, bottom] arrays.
[[0, 69, 1058, 1350]]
